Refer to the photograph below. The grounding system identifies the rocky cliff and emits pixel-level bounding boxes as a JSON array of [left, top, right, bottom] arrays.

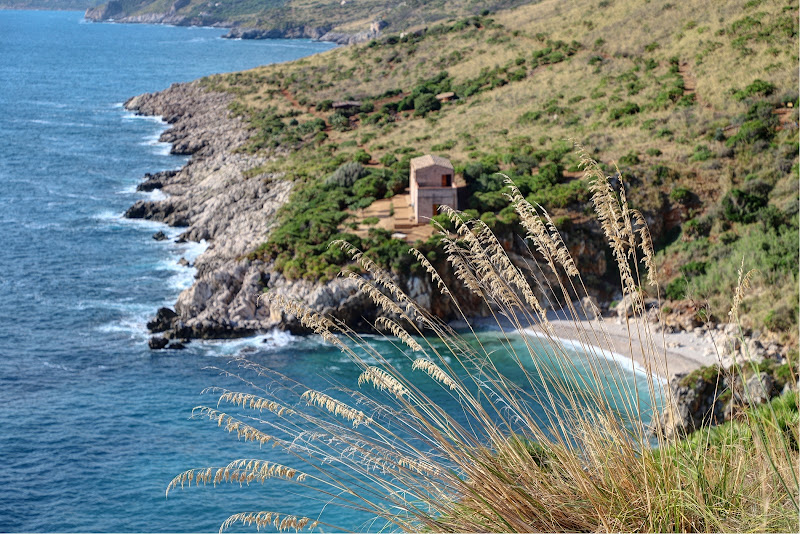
[[123, 82, 469, 344], [84, 1, 381, 45]]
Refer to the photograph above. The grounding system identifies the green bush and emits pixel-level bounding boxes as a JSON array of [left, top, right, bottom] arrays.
[[666, 277, 688, 300], [352, 174, 387, 199], [326, 162, 368, 187], [721, 188, 768, 223], [414, 93, 441, 116], [690, 145, 713, 161], [609, 101, 640, 120], [353, 149, 372, 164], [669, 187, 693, 204], [733, 79, 776, 101], [618, 151, 640, 166], [329, 112, 351, 131]]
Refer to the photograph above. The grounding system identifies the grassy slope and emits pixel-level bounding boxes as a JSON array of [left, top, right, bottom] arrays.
[[201, 0, 798, 343]]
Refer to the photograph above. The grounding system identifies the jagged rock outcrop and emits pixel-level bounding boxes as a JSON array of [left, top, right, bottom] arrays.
[[85, 3, 381, 44], [124, 81, 474, 344]]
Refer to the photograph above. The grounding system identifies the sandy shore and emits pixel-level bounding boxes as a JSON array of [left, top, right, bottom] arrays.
[[463, 312, 720, 379], [546, 315, 719, 379]]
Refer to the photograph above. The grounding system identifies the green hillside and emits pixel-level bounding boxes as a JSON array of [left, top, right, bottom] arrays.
[[205, 0, 797, 342]]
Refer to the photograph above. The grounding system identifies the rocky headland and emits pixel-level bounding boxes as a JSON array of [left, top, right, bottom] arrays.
[[84, 3, 384, 45], [124, 81, 795, 441], [123, 82, 471, 344]]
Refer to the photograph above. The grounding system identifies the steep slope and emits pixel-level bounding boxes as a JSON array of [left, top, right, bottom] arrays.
[[126, 0, 798, 351]]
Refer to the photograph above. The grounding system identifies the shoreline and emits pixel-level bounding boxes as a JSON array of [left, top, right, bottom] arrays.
[[463, 312, 719, 379], [121, 82, 724, 374], [546, 315, 718, 378]]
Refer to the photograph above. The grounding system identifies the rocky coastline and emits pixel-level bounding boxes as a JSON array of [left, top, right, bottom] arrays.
[[123, 81, 463, 346], [124, 81, 795, 441], [84, 5, 384, 45]]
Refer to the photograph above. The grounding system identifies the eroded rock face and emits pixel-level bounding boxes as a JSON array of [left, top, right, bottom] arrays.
[[125, 82, 473, 343], [655, 372, 728, 439]]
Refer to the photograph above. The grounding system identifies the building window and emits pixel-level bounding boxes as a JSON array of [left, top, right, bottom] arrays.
[[441, 174, 452, 187]]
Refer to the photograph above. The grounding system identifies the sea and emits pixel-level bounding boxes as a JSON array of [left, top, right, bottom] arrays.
[[0, 10, 658, 533]]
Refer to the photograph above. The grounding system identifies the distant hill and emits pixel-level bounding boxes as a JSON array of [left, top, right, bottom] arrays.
[[83, 0, 532, 42], [0, 0, 102, 9]]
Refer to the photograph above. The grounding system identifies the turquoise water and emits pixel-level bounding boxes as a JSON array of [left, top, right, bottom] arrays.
[[0, 10, 658, 532]]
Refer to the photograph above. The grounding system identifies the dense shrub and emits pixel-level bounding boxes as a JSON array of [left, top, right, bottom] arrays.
[[352, 149, 372, 164], [669, 187, 693, 204], [666, 276, 688, 300], [609, 101, 640, 120], [721, 188, 768, 223], [414, 93, 441, 116], [733, 79, 776, 101], [326, 162, 368, 187], [329, 112, 351, 131]]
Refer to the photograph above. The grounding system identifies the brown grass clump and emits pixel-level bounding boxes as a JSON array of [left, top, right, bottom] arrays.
[[169, 151, 798, 532]]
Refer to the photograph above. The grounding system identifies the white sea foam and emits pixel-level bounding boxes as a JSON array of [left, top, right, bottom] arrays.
[[121, 111, 165, 124], [94, 210, 166, 232], [199, 329, 301, 357], [140, 132, 172, 156], [116, 183, 167, 201], [95, 317, 151, 340], [520, 327, 666, 385]]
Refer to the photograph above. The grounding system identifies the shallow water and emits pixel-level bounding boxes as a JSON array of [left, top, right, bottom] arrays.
[[0, 11, 658, 532]]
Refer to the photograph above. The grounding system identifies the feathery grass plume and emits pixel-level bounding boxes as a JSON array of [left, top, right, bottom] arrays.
[[215, 390, 294, 416], [166, 460, 308, 496], [505, 183, 565, 276], [334, 240, 429, 324], [631, 209, 658, 287], [539, 209, 580, 278], [409, 247, 450, 296], [358, 366, 410, 399], [412, 358, 458, 391], [729, 260, 758, 323], [191, 406, 280, 446], [220, 511, 318, 533], [375, 317, 423, 352], [342, 270, 408, 319], [301, 389, 373, 427], [173, 146, 798, 533], [260, 292, 348, 351], [472, 216, 551, 320]]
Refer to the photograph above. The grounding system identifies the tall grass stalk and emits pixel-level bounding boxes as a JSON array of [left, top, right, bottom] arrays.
[[169, 152, 799, 532]]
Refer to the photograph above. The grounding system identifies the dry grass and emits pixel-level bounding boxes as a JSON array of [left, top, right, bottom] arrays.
[[169, 152, 799, 532]]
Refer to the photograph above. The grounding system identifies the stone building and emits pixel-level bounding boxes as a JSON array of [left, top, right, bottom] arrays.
[[409, 155, 458, 223]]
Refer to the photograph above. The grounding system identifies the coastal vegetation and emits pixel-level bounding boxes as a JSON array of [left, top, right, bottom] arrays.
[[84, 0, 530, 37], [169, 155, 799, 532], [195, 0, 797, 344]]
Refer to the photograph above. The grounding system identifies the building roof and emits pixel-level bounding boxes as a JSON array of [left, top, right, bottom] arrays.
[[410, 154, 454, 170], [332, 100, 362, 108]]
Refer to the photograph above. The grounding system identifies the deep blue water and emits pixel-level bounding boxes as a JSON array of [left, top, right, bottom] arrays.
[[0, 10, 659, 533]]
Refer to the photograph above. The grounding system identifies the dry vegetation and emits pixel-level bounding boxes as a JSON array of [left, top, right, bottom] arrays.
[[169, 155, 799, 532], [200, 0, 798, 344]]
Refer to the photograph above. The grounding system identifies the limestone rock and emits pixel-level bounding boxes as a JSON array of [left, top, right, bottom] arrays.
[[148, 336, 169, 350], [653, 371, 727, 439]]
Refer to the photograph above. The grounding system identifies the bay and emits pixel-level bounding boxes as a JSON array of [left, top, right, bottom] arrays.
[[0, 10, 657, 532]]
